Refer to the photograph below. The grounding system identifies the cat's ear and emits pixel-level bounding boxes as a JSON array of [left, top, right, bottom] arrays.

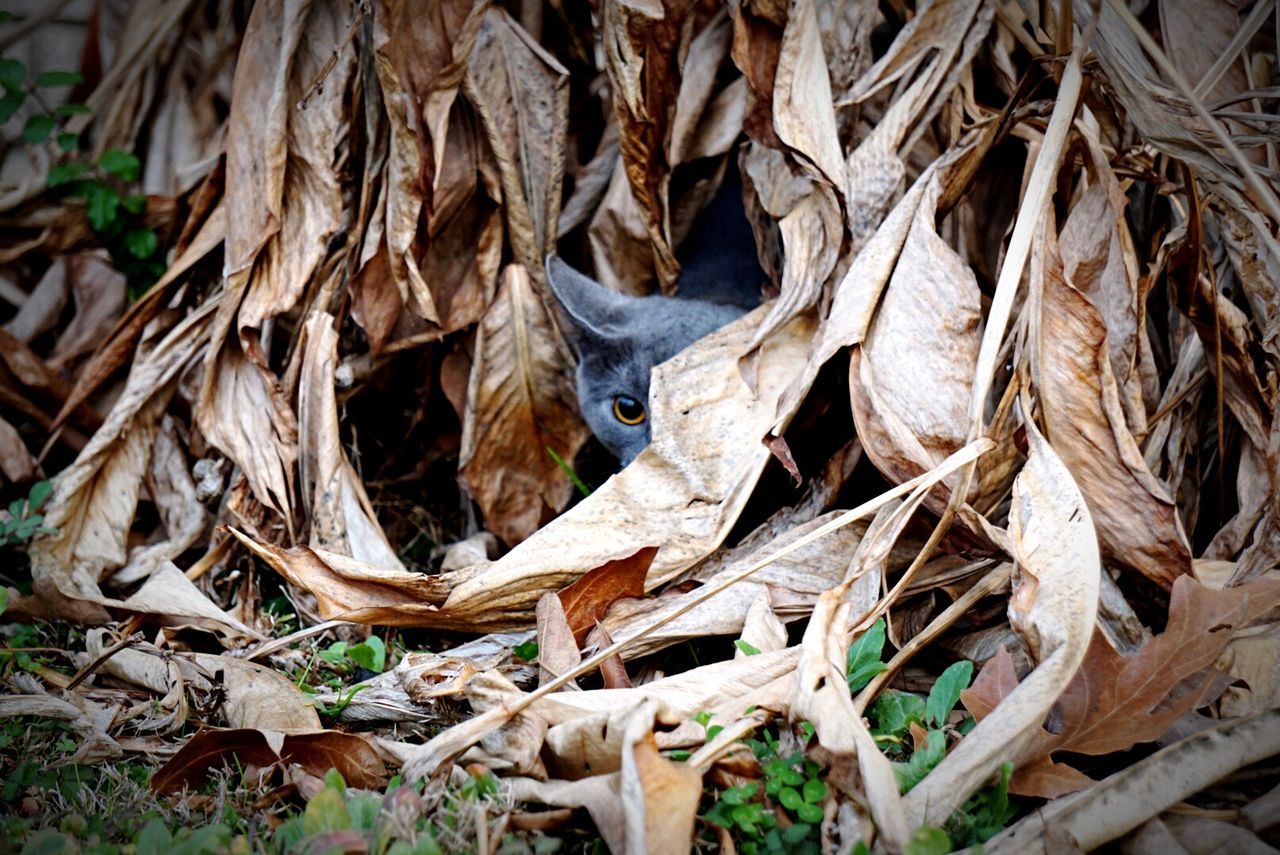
[[545, 255, 632, 340]]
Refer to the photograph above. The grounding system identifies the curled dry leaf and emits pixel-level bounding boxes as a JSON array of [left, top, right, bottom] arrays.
[[1034, 221, 1191, 587], [557, 546, 657, 646], [902, 419, 1100, 827], [152, 728, 387, 795], [459, 265, 589, 545]]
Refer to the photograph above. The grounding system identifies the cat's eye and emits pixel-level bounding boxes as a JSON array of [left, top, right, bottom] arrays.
[[612, 395, 646, 425]]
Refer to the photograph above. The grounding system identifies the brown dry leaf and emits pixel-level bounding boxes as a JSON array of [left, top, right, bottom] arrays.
[[536, 592, 582, 690], [151, 728, 387, 795], [903, 419, 1100, 827], [298, 311, 404, 569], [600, 0, 696, 293], [557, 547, 657, 646], [236, 0, 351, 334], [249, 302, 813, 629], [963, 574, 1280, 798], [4, 257, 68, 344], [191, 653, 320, 731], [464, 7, 568, 275], [28, 302, 216, 619], [988, 710, 1280, 853], [374, 0, 490, 325], [0, 413, 34, 483], [458, 264, 589, 545], [49, 252, 127, 371], [110, 417, 207, 586], [507, 699, 701, 854], [1034, 219, 1191, 588]]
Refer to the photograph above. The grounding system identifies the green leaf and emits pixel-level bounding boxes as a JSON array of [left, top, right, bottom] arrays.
[[869, 689, 926, 739], [925, 660, 974, 727], [54, 102, 92, 117], [802, 777, 827, 804], [0, 88, 25, 123], [28, 480, 52, 510], [19, 829, 77, 855], [847, 618, 889, 692], [349, 635, 386, 672], [720, 782, 757, 806], [86, 183, 120, 230], [21, 114, 54, 144], [35, 70, 84, 88], [302, 786, 351, 835], [0, 11, 12, 23], [0, 58, 25, 90], [56, 132, 78, 152], [124, 227, 158, 260], [734, 639, 762, 656], [905, 826, 952, 855], [121, 193, 147, 214], [891, 728, 948, 793], [796, 802, 823, 824], [513, 639, 539, 661], [778, 786, 802, 811], [97, 147, 140, 181], [134, 818, 174, 855], [47, 161, 88, 187], [347, 791, 380, 830]]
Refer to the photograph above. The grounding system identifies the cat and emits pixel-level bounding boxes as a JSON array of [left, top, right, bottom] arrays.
[[546, 168, 764, 466]]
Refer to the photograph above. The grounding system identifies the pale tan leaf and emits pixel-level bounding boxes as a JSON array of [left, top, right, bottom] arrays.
[[903, 419, 1100, 827], [49, 252, 127, 371], [298, 311, 404, 569], [0, 413, 34, 483], [465, 7, 569, 274]]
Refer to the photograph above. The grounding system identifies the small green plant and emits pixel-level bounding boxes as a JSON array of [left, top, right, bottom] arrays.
[[0, 54, 167, 298], [318, 634, 388, 674], [512, 639, 539, 662], [846, 618, 890, 692], [546, 446, 591, 497], [702, 726, 824, 854], [1, 480, 55, 548]]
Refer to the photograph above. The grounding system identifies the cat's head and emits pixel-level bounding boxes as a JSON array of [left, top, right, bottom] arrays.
[[546, 256, 746, 466]]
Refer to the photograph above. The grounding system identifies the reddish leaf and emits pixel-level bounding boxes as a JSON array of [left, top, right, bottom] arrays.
[[963, 575, 1280, 797], [558, 546, 658, 646]]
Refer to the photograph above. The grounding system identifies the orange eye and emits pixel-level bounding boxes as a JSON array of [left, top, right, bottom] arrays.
[[612, 395, 646, 425]]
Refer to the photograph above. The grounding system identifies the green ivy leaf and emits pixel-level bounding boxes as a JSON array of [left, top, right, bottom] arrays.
[[778, 786, 802, 811], [925, 660, 974, 728], [802, 777, 827, 804], [847, 618, 889, 692], [0, 58, 25, 90], [28, 481, 52, 510], [512, 639, 539, 661], [0, 88, 24, 123], [97, 147, 140, 181], [121, 193, 147, 214], [124, 228, 158, 260], [47, 161, 88, 187], [21, 114, 54, 144], [35, 70, 84, 88], [55, 132, 78, 152], [349, 635, 386, 672], [86, 183, 120, 230], [796, 802, 823, 824], [54, 102, 92, 117]]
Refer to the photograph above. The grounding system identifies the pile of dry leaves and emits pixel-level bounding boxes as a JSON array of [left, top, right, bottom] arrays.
[[2, 0, 1280, 851]]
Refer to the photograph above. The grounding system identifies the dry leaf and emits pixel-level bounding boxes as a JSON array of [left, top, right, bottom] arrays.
[[558, 547, 657, 646]]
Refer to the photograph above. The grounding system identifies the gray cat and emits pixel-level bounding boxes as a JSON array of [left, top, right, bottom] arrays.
[[545, 169, 765, 466], [545, 256, 749, 465]]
